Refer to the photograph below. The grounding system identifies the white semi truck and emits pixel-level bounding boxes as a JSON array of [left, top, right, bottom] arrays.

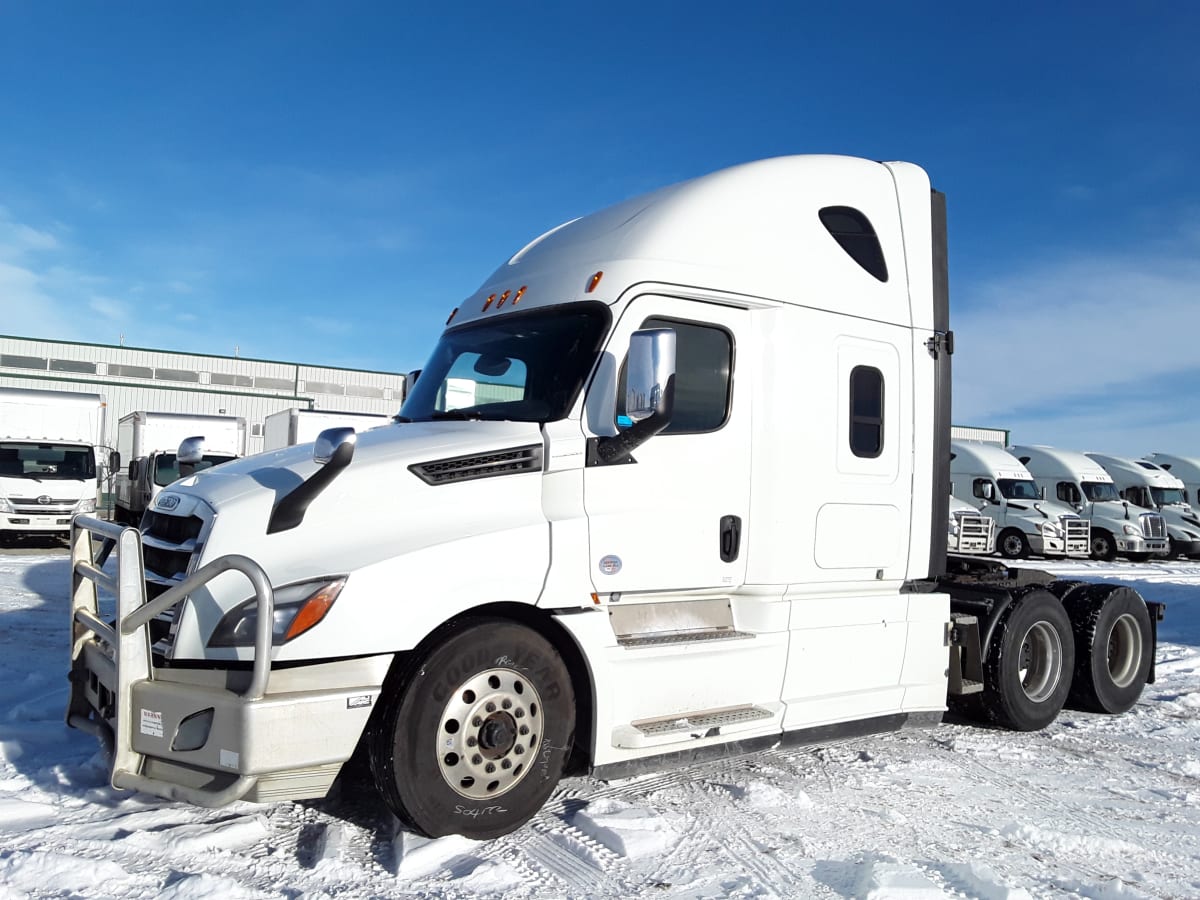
[[68, 156, 1164, 841], [112, 412, 246, 524], [949, 439, 1089, 560], [1086, 453, 1200, 560], [1011, 444, 1168, 562], [1144, 453, 1200, 518], [1, 387, 104, 538], [263, 408, 392, 452]]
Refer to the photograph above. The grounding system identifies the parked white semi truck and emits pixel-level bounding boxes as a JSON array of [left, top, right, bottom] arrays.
[[68, 156, 1164, 840], [113, 412, 246, 524], [263, 408, 392, 452], [0, 387, 104, 538], [949, 439, 1088, 560], [1011, 445, 1168, 561], [1086, 453, 1200, 560], [1144, 453, 1200, 516]]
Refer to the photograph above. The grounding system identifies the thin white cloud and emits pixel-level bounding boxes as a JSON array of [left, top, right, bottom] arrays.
[[0, 208, 60, 259], [953, 241, 1200, 454], [301, 315, 354, 337], [88, 295, 129, 320]]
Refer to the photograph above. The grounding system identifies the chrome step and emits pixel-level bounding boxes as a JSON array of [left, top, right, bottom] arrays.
[[633, 704, 773, 736], [617, 628, 753, 649]]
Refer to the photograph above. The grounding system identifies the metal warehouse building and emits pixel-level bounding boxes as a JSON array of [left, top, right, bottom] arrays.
[[0, 334, 408, 457]]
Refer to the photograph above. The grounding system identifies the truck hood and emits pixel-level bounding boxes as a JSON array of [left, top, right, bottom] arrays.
[[0, 474, 91, 502], [155, 418, 548, 580]]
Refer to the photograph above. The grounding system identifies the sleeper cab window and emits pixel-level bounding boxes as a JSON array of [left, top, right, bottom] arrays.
[[849, 365, 884, 458], [819, 206, 888, 282], [616, 317, 733, 434]]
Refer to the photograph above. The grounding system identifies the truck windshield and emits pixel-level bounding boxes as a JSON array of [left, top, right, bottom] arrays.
[[154, 454, 237, 487], [1150, 487, 1186, 506], [997, 478, 1040, 501], [0, 442, 95, 479], [400, 302, 611, 423], [1081, 481, 1120, 502]]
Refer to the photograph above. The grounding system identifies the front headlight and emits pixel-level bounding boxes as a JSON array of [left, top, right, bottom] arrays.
[[208, 578, 346, 648], [1041, 521, 1062, 537], [0, 497, 13, 514], [1122, 524, 1141, 536], [948, 517, 960, 537], [74, 498, 96, 514]]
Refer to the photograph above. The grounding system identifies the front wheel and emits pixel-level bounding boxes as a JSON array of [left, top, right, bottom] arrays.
[[998, 528, 1031, 560], [980, 589, 1074, 731], [1090, 530, 1117, 561], [368, 618, 575, 840]]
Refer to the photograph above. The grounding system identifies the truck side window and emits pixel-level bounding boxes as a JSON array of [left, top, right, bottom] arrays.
[[1057, 482, 1080, 504], [972, 479, 990, 499], [849, 365, 884, 458], [616, 317, 732, 434]]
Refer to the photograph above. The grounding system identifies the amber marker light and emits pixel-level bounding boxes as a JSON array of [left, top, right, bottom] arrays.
[[445, 307, 458, 325], [482, 293, 496, 311], [512, 285, 527, 305], [591, 592, 601, 605], [586, 271, 604, 293], [497, 289, 511, 307], [284, 580, 344, 642]]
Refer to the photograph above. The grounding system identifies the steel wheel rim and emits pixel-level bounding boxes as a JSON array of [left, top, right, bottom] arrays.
[[1002, 534, 1024, 556], [1107, 613, 1142, 689], [437, 667, 542, 800], [1017, 621, 1062, 702]]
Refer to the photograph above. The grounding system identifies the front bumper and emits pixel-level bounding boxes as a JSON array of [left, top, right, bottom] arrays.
[[1, 512, 74, 533], [1116, 536, 1168, 554], [67, 516, 388, 806]]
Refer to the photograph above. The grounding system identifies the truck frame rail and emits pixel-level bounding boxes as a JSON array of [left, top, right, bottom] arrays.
[[66, 514, 275, 806]]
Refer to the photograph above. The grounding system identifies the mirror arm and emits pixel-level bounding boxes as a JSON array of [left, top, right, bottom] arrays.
[[587, 377, 675, 467], [267, 440, 355, 534]]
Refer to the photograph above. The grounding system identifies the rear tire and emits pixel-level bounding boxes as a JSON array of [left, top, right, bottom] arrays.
[[367, 617, 575, 839], [980, 589, 1074, 731], [1090, 530, 1117, 561], [1061, 585, 1152, 714], [998, 528, 1031, 560]]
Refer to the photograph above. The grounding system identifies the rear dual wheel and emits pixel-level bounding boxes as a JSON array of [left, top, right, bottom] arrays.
[[368, 618, 575, 840], [1060, 585, 1153, 714], [980, 589, 1074, 731]]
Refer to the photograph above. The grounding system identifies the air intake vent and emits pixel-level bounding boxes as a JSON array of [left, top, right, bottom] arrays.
[[410, 444, 544, 486]]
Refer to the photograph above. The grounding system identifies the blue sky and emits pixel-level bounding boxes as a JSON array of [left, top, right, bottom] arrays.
[[1, 2, 1197, 456]]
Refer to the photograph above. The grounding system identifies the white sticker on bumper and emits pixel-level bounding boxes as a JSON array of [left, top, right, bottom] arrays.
[[140, 709, 164, 738]]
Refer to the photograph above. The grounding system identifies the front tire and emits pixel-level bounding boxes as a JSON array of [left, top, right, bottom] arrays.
[[998, 528, 1031, 560], [1090, 530, 1118, 561], [1061, 585, 1152, 714], [980, 589, 1074, 731], [368, 618, 575, 840]]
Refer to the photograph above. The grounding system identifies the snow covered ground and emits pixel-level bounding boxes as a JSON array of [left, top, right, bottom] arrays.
[[1, 544, 1198, 899]]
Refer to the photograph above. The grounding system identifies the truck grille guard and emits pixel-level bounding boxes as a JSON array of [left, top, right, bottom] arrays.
[[67, 514, 276, 807], [1062, 516, 1090, 556], [953, 512, 994, 553]]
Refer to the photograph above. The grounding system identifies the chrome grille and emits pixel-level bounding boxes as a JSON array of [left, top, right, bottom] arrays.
[[1140, 513, 1166, 540], [10, 496, 76, 514], [138, 507, 211, 658]]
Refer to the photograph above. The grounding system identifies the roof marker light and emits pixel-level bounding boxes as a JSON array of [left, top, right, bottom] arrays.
[[446, 307, 458, 325], [513, 286, 527, 305], [482, 293, 496, 312], [497, 289, 511, 308], [586, 271, 604, 293]]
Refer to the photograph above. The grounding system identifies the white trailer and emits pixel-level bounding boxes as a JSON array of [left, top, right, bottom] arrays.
[[263, 408, 392, 452], [1011, 445, 1168, 561], [949, 439, 1089, 560], [68, 156, 1164, 841], [113, 411, 246, 524], [1143, 453, 1200, 513], [1086, 453, 1200, 560], [0, 387, 104, 538]]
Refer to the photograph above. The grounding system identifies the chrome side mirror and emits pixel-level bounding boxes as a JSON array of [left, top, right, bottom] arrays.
[[177, 435, 205, 478], [626, 328, 676, 422], [314, 427, 357, 466]]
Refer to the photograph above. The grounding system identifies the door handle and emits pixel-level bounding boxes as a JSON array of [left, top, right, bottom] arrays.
[[720, 515, 742, 563]]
